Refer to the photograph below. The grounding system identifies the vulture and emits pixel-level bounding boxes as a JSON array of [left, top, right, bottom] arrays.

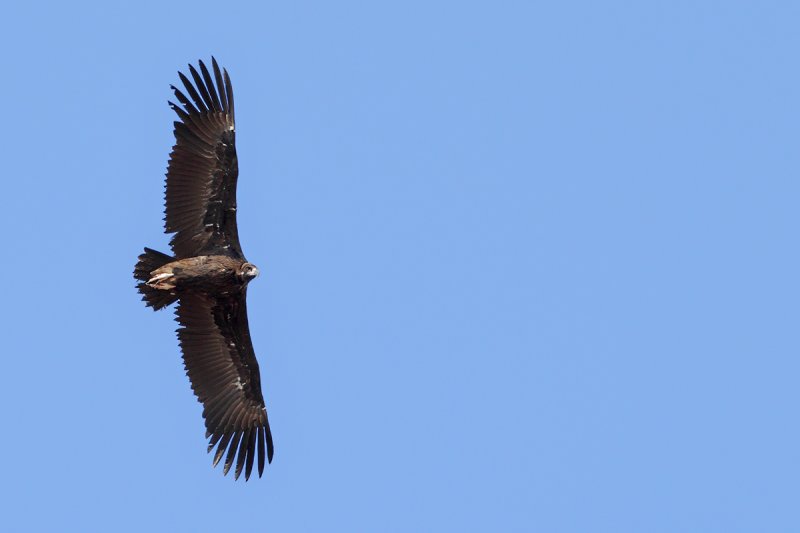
[[133, 58, 273, 480]]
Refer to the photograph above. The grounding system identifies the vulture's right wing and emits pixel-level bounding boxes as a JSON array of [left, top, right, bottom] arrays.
[[164, 58, 243, 259]]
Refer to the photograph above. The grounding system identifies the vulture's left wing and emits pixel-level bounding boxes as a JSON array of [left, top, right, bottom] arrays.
[[164, 58, 243, 259], [175, 292, 273, 480]]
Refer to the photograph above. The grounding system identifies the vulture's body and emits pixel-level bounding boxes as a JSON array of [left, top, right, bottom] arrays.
[[133, 58, 272, 480]]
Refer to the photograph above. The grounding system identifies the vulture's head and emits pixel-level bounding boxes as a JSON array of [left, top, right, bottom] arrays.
[[239, 262, 260, 283]]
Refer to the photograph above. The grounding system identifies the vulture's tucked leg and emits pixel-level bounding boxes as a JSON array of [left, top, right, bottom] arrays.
[[147, 272, 176, 290]]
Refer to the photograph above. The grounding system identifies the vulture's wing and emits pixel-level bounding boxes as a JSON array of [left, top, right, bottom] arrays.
[[165, 58, 243, 259], [176, 292, 273, 480]]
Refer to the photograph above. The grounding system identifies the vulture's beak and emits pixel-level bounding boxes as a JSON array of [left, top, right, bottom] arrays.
[[244, 265, 260, 281]]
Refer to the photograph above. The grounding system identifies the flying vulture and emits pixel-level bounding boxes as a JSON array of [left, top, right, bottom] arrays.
[[133, 58, 273, 480]]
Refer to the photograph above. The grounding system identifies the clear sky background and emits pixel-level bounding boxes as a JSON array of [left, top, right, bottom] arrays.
[[1, 1, 798, 532]]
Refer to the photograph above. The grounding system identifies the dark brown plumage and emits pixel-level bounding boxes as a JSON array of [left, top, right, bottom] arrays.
[[133, 58, 272, 480]]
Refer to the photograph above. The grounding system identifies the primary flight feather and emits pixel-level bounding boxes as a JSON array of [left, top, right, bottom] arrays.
[[133, 58, 273, 480]]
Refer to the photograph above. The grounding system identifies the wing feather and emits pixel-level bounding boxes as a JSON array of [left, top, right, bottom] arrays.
[[188, 64, 215, 111], [223, 431, 242, 475], [178, 71, 208, 113], [212, 58, 228, 112], [199, 61, 222, 111], [223, 68, 235, 118], [170, 85, 199, 114], [235, 427, 252, 480], [165, 58, 242, 259], [243, 429, 257, 481], [257, 426, 266, 474], [176, 292, 273, 480], [213, 431, 235, 467]]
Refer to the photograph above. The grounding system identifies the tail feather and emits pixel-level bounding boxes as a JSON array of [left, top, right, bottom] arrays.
[[134, 247, 178, 310]]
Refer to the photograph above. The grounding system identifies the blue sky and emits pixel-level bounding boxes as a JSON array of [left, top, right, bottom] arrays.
[[2, 1, 799, 531]]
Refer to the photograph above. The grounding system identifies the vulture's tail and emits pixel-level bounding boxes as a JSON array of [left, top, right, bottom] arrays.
[[134, 247, 178, 310]]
